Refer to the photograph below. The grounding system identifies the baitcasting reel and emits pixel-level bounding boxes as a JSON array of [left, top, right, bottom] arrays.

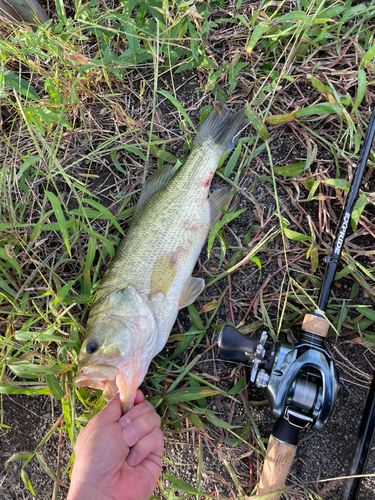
[[218, 325, 340, 431]]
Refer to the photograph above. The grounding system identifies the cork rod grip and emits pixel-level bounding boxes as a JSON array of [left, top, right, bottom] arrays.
[[302, 313, 329, 337], [257, 435, 297, 499]]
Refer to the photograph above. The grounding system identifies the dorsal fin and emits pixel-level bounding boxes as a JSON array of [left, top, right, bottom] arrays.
[[134, 165, 174, 216]]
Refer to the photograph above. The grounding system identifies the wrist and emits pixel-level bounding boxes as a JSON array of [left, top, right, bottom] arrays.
[[67, 482, 106, 500]]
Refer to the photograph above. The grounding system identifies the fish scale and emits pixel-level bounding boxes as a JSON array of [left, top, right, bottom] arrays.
[[75, 103, 247, 412]]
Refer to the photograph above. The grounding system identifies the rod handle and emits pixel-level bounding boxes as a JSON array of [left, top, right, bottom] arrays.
[[302, 313, 329, 337], [257, 435, 297, 500]]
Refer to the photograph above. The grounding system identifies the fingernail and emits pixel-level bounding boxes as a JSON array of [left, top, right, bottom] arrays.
[[127, 450, 137, 466], [123, 427, 136, 447]]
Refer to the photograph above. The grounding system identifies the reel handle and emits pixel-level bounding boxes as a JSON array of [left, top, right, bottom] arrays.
[[218, 325, 258, 363]]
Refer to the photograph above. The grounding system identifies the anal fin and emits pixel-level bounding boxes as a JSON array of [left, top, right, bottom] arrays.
[[179, 277, 205, 309]]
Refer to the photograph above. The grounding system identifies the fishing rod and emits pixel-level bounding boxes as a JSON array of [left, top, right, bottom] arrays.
[[341, 373, 375, 500], [218, 107, 375, 499]]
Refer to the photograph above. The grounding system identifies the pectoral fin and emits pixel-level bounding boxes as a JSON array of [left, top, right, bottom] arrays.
[[150, 255, 177, 296], [179, 277, 205, 309], [209, 187, 231, 225]]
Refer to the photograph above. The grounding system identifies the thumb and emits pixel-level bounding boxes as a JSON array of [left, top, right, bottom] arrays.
[[93, 393, 122, 427], [82, 394, 122, 442], [76, 394, 122, 449]]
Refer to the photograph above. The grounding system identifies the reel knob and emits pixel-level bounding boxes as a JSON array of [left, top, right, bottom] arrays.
[[218, 325, 258, 363]]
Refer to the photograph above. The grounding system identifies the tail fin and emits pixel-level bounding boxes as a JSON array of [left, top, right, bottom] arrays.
[[193, 102, 247, 154]]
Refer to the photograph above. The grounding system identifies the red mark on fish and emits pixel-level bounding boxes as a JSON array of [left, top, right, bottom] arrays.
[[170, 246, 185, 266], [204, 172, 214, 187], [183, 221, 202, 232]]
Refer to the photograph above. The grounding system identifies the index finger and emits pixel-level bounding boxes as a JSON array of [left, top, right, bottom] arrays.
[[134, 389, 144, 405], [118, 399, 156, 430]]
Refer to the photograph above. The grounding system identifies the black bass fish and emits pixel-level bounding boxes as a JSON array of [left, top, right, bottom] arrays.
[[75, 103, 247, 411]]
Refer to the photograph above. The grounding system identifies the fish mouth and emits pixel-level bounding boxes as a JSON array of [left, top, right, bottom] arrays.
[[74, 360, 143, 413], [75, 363, 119, 391]]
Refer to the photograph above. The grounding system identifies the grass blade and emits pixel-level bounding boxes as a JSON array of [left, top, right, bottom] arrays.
[[83, 199, 124, 235], [46, 192, 72, 257], [158, 90, 196, 132]]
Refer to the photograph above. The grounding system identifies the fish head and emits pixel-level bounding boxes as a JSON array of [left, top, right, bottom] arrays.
[[75, 286, 159, 412]]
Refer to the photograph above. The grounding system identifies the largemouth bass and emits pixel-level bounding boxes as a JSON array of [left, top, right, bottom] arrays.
[[75, 103, 246, 412]]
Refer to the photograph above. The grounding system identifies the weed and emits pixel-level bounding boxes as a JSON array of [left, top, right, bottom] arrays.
[[1, 1, 375, 499]]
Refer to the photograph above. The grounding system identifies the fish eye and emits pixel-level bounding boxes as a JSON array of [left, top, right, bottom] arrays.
[[86, 341, 99, 354]]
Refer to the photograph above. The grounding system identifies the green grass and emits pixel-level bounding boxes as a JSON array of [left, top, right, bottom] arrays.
[[1, 0, 375, 498]]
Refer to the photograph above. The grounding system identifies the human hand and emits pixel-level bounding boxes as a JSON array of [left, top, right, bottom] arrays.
[[67, 390, 163, 500]]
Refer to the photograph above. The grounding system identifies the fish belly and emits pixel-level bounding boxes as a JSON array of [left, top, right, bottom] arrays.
[[150, 197, 212, 351]]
